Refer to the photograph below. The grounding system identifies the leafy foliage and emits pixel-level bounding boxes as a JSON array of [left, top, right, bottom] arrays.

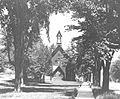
[[0, 0, 53, 66], [110, 60, 120, 82], [65, 0, 120, 90], [66, 0, 119, 69], [28, 39, 52, 78]]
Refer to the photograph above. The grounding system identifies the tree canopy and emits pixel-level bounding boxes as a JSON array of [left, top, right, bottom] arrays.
[[66, 0, 120, 91]]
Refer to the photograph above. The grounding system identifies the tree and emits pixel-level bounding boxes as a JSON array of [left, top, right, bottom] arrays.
[[28, 38, 52, 82], [0, 0, 53, 92]]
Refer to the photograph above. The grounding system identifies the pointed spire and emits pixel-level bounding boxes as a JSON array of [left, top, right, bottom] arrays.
[[56, 31, 62, 46]]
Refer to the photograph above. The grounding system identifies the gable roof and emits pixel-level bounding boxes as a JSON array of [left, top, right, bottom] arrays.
[[51, 45, 69, 59]]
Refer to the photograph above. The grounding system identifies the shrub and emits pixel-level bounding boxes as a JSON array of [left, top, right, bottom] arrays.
[[110, 60, 120, 82]]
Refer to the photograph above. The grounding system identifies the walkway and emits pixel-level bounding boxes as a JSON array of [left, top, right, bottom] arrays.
[[46, 76, 94, 99], [49, 76, 80, 86], [76, 82, 94, 99]]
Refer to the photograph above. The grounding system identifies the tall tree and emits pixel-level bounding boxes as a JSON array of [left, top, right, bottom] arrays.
[[67, 0, 120, 91], [0, 0, 53, 92]]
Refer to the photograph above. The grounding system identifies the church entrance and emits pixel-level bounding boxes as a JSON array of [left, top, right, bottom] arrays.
[[51, 66, 65, 80]]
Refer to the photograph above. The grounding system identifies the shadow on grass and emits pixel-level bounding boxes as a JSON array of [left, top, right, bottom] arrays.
[[26, 82, 79, 87], [0, 88, 14, 94], [0, 83, 14, 87], [21, 87, 65, 92], [6, 79, 15, 83], [0, 80, 14, 94]]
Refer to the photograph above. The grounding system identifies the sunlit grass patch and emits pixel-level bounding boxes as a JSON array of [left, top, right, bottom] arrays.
[[96, 92, 120, 99], [0, 91, 71, 99]]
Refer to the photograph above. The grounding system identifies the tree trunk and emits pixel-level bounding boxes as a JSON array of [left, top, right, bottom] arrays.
[[97, 59, 101, 87], [23, 58, 29, 85], [14, 55, 23, 92], [23, 66, 27, 85], [92, 67, 95, 84], [14, 0, 24, 92], [102, 60, 110, 91], [15, 69, 21, 92], [43, 74, 45, 83], [88, 73, 91, 81], [93, 67, 97, 85], [93, 48, 100, 86], [97, 69, 101, 87], [93, 65, 99, 86], [14, 35, 24, 92]]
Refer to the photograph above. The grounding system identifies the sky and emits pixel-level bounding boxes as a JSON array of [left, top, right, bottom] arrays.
[[41, 12, 81, 50], [112, 50, 120, 62]]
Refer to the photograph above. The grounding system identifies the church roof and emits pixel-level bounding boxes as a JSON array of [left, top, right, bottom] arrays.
[[51, 45, 69, 59]]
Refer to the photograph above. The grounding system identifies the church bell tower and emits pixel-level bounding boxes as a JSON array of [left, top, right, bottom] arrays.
[[56, 31, 62, 46]]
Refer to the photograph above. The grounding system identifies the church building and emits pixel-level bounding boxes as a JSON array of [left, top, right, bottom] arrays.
[[50, 31, 69, 80]]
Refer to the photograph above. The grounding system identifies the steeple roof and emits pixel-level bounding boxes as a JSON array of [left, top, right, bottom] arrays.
[[56, 30, 62, 37]]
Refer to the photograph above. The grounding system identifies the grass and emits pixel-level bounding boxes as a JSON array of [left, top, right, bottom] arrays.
[[0, 81, 75, 99], [0, 88, 76, 99], [0, 92, 69, 99], [96, 92, 120, 99], [92, 87, 120, 99], [0, 72, 77, 99]]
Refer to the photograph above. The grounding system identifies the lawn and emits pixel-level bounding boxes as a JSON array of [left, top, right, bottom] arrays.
[[0, 92, 71, 99], [0, 72, 77, 99], [92, 82, 120, 99]]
